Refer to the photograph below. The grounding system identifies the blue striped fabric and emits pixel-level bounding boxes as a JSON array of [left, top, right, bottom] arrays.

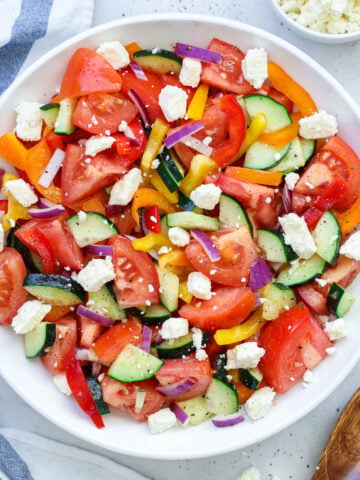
[[0, 434, 34, 480]]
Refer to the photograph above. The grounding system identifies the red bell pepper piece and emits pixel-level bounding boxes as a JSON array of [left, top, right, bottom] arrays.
[[144, 205, 161, 233], [0, 199, 8, 212]]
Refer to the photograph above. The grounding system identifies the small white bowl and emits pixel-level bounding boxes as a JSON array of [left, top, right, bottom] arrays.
[[270, 0, 360, 44]]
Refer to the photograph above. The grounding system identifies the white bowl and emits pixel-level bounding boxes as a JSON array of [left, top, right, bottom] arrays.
[[269, 0, 360, 43], [1, 13, 360, 460]]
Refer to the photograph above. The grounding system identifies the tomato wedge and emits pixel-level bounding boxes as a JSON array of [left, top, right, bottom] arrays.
[[0, 248, 27, 325]]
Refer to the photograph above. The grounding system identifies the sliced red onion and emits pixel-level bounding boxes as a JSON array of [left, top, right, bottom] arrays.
[[75, 348, 90, 361], [175, 42, 222, 64], [91, 361, 102, 377], [38, 197, 59, 209], [140, 325, 152, 353], [212, 412, 245, 428], [254, 292, 261, 307], [170, 403, 189, 427], [282, 184, 292, 213], [190, 229, 220, 262], [28, 205, 65, 218], [249, 258, 273, 291], [61, 268, 73, 278], [76, 305, 114, 327], [181, 135, 213, 157], [38, 148, 65, 188], [128, 89, 151, 128], [164, 121, 204, 149], [105, 204, 125, 217], [156, 378, 195, 396], [130, 63, 148, 81], [84, 245, 114, 257]]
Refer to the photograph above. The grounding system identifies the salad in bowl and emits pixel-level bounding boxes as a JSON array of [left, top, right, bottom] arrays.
[[0, 14, 359, 458]]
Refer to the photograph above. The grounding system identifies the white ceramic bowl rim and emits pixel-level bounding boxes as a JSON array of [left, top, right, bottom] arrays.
[[0, 13, 360, 460]]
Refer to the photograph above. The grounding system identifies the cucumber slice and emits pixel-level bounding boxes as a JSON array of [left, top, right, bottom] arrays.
[[40, 103, 60, 129], [128, 304, 171, 326], [177, 191, 196, 211], [219, 194, 253, 236], [244, 141, 290, 169], [66, 212, 119, 248], [160, 215, 169, 236], [159, 147, 184, 182], [239, 367, 263, 390], [82, 365, 110, 415], [156, 331, 210, 359], [87, 283, 126, 320], [244, 95, 292, 132], [261, 282, 297, 320], [276, 255, 327, 287], [326, 282, 355, 318], [166, 212, 219, 231], [205, 377, 238, 415], [133, 48, 182, 74], [301, 138, 316, 163], [156, 266, 179, 313], [312, 211, 340, 266], [7, 227, 41, 273], [54, 97, 77, 135], [269, 137, 305, 173], [257, 229, 297, 263], [157, 161, 180, 193], [24, 273, 85, 306], [108, 344, 163, 383], [176, 395, 212, 425], [25, 322, 57, 358]]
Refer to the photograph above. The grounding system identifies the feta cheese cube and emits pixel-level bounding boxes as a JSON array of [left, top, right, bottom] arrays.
[[226, 342, 265, 370], [0, 224, 4, 253], [242, 48, 268, 89], [12, 300, 52, 334], [5, 178, 38, 207], [284, 172, 300, 191], [190, 184, 222, 210], [302, 370, 314, 383], [187, 271, 212, 300], [236, 466, 262, 480], [339, 230, 360, 260], [15, 101, 43, 141], [324, 318, 346, 341], [158, 85, 188, 122], [76, 256, 115, 292], [109, 168, 142, 206], [53, 373, 72, 396], [85, 135, 115, 157], [278, 213, 317, 259], [168, 227, 190, 247], [325, 346, 337, 355], [96, 41, 130, 69], [299, 110, 338, 140], [160, 317, 189, 340], [195, 349, 208, 361], [179, 57, 202, 88], [245, 387, 276, 420], [331, 0, 348, 14], [192, 327, 203, 350], [148, 408, 177, 434]]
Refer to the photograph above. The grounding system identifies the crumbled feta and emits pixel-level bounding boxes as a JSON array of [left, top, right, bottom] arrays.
[[148, 408, 177, 434], [160, 317, 189, 340], [226, 342, 265, 369], [179, 57, 202, 88], [158, 246, 171, 255], [168, 226, 190, 247], [53, 373, 72, 396], [77, 210, 87, 223], [85, 135, 115, 157], [315, 277, 329, 287], [96, 41, 130, 69], [15, 101, 43, 141], [187, 272, 212, 300], [278, 213, 317, 259], [324, 318, 347, 341], [151, 158, 160, 169], [245, 387, 276, 421], [236, 466, 262, 480], [158, 85, 188, 122], [242, 48, 268, 89], [299, 110, 338, 139], [339, 230, 360, 260], [0, 224, 5, 253], [284, 172, 300, 191], [189, 183, 222, 210], [12, 300, 52, 334], [192, 327, 203, 350], [76, 256, 115, 292], [5, 178, 38, 207], [326, 346, 338, 355], [303, 370, 314, 383], [195, 349, 208, 361], [109, 168, 142, 206]]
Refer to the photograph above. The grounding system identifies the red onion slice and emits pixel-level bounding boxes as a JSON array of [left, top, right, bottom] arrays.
[[190, 229, 220, 262], [38, 148, 65, 188], [175, 42, 222, 64], [180, 135, 213, 157], [105, 204, 125, 217], [282, 184, 292, 213], [28, 205, 65, 218], [164, 121, 204, 149], [84, 245, 114, 257], [140, 325, 152, 353], [129, 63, 148, 81], [128, 89, 151, 128], [156, 378, 195, 396], [76, 305, 114, 327], [212, 412, 245, 428], [249, 258, 273, 291], [75, 348, 90, 361], [38, 197, 59, 209], [91, 361, 102, 377], [170, 403, 189, 426]]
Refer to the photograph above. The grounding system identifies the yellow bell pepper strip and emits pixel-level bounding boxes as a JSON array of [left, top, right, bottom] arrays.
[[233, 113, 267, 161], [150, 171, 179, 204], [180, 154, 218, 197], [131, 188, 177, 225], [158, 248, 192, 270], [25, 139, 63, 204], [268, 61, 317, 116], [140, 119, 169, 175], [224, 166, 283, 187], [186, 84, 209, 121], [0, 131, 28, 170], [178, 281, 193, 304], [259, 121, 299, 147], [214, 309, 266, 345], [335, 195, 360, 236], [132, 233, 172, 253], [2, 174, 31, 231]]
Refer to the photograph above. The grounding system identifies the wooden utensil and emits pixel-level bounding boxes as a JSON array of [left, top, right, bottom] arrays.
[[312, 389, 360, 479]]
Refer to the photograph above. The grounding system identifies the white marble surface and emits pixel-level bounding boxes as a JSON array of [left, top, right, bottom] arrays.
[[1, 1, 360, 479]]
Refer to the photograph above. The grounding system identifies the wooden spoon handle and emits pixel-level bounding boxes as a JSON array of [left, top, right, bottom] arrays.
[[312, 389, 360, 480]]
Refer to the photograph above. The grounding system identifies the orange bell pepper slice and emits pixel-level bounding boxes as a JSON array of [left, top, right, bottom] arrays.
[[44, 306, 72, 323], [158, 248, 192, 270], [224, 166, 283, 187], [0, 131, 28, 170], [258, 122, 299, 147], [125, 42, 142, 59], [335, 195, 360, 236], [268, 61, 317, 116], [131, 188, 177, 225]]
